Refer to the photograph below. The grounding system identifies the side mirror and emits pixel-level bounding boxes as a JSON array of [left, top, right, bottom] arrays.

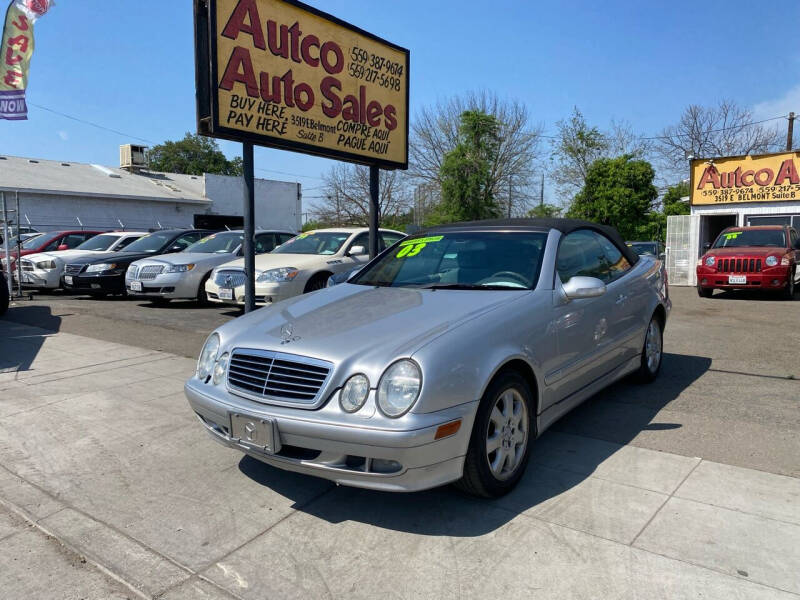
[[562, 276, 607, 300], [57, 244, 69, 251], [703, 242, 712, 250], [348, 245, 366, 256]]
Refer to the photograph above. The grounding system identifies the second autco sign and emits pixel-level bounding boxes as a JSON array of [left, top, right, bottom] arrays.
[[195, 0, 409, 169]]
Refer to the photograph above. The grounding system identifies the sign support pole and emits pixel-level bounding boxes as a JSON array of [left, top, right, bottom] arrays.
[[787, 112, 795, 152], [369, 165, 379, 259], [243, 142, 256, 313]]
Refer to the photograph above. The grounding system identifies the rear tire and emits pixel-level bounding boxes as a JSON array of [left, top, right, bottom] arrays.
[[454, 371, 534, 498], [635, 314, 663, 383], [697, 286, 713, 298]]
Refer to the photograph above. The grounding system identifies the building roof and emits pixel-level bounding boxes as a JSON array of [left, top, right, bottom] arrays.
[[0, 155, 211, 205]]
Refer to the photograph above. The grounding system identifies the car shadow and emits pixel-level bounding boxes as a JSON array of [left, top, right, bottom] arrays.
[[237, 351, 711, 537], [710, 289, 794, 301], [0, 305, 63, 375]]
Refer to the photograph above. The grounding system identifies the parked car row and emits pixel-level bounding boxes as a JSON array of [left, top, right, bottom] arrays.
[[10, 226, 406, 308]]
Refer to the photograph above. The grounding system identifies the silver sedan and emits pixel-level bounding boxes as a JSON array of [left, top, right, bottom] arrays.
[[185, 219, 670, 497]]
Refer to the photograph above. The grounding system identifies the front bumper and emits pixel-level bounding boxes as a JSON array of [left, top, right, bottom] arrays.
[[184, 378, 477, 492], [696, 266, 791, 290], [63, 272, 126, 294], [205, 280, 299, 306], [125, 272, 197, 299], [20, 268, 60, 289]]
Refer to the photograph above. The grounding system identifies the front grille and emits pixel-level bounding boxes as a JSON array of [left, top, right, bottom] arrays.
[[65, 264, 84, 275], [215, 269, 246, 288], [20, 260, 33, 271], [137, 265, 165, 281], [227, 349, 332, 406], [717, 258, 761, 273]]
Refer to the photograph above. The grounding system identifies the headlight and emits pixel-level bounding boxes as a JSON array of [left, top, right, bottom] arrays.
[[165, 263, 195, 273], [196, 333, 220, 381], [86, 263, 117, 273], [212, 352, 229, 385], [705, 256, 715, 267], [377, 360, 422, 417], [256, 267, 299, 283], [35, 260, 56, 270], [765, 256, 778, 267], [339, 374, 370, 413]]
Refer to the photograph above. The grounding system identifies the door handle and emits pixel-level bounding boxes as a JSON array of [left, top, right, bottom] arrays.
[[615, 294, 627, 304]]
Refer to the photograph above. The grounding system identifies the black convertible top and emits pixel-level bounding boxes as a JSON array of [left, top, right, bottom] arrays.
[[425, 218, 639, 265]]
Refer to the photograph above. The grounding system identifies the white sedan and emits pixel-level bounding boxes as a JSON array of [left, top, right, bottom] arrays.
[[19, 231, 146, 289], [206, 228, 405, 306]]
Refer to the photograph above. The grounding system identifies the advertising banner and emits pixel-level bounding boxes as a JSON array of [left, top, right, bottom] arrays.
[[0, 0, 52, 120], [691, 151, 800, 205], [195, 0, 409, 169]]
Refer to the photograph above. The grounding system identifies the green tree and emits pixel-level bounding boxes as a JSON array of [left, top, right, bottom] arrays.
[[567, 155, 658, 240], [147, 133, 243, 176], [527, 203, 561, 218], [438, 110, 503, 222], [662, 181, 690, 216]]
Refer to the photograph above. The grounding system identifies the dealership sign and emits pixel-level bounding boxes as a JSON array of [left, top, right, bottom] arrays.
[[194, 0, 409, 169], [691, 151, 800, 205]]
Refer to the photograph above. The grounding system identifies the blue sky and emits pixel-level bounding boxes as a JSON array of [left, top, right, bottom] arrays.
[[1, 0, 798, 205]]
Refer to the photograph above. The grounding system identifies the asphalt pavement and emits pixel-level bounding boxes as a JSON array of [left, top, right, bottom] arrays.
[[1, 306, 799, 599]]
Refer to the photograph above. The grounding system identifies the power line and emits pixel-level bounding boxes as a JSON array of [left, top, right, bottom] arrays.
[[29, 103, 157, 144]]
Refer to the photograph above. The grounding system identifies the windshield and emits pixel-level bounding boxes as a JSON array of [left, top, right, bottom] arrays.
[[75, 234, 118, 251], [629, 242, 658, 256], [352, 231, 548, 289], [121, 232, 172, 254], [713, 229, 786, 249], [22, 234, 50, 249], [272, 231, 350, 255], [185, 232, 243, 254]]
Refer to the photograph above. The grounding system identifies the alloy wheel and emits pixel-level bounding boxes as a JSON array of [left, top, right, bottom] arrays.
[[485, 388, 528, 481], [645, 319, 662, 373]]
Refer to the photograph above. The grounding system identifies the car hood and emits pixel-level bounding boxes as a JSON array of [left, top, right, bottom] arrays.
[[217, 253, 339, 272], [135, 252, 237, 268], [216, 283, 527, 367], [73, 251, 164, 267], [709, 247, 787, 257], [26, 249, 117, 264]]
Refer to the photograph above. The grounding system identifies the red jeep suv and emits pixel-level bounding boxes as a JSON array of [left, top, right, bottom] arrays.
[[696, 225, 800, 299]]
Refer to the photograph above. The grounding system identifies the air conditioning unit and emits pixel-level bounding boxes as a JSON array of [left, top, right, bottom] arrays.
[[119, 144, 147, 170]]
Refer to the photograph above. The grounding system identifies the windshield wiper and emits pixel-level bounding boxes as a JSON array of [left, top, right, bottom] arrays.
[[422, 283, 522, 291]]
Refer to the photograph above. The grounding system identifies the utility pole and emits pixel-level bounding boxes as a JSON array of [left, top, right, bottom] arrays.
[[787, 112, 795, 151], [539, 173, 544, 208], [507, 180, 512, 218]]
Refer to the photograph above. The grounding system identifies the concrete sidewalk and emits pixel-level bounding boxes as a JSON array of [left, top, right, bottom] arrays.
[[0, 320, 798, 599]]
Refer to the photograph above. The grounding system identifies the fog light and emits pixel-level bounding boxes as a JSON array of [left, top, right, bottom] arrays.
[[773, 279, 781, 286], [700, 278, 707, 285], [371, 459, 401, 473]]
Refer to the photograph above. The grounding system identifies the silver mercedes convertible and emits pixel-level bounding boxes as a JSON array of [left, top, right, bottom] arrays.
[[185, 219, 670, 497]]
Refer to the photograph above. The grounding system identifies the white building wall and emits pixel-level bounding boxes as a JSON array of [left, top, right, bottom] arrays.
[[691, 201, 800, 225], [203, 175, 301, 233], [12, 192, 205, 232]]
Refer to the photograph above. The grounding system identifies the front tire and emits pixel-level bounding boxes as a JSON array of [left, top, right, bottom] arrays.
[[304, 273, 328, 293], [635, 314, 663, 383], [455, 371, 534, 498], [784, 268, 796, 300], [697, 286, 713, 298]]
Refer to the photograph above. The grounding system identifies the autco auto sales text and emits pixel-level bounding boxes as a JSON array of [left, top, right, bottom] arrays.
[[218, 0, 403, 157]]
